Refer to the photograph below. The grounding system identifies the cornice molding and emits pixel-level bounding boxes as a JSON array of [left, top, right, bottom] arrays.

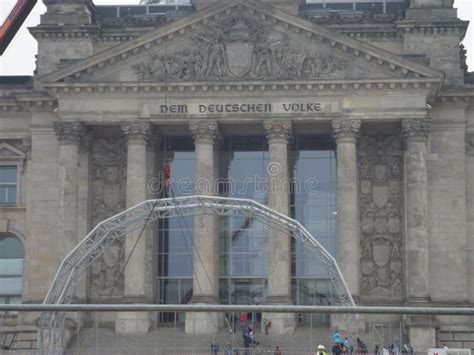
[[42, 78, 438, 95], [37, 0, 443, 85]]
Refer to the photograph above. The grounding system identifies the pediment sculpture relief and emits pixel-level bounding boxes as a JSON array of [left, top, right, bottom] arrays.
[[133, 15, 345, 81]]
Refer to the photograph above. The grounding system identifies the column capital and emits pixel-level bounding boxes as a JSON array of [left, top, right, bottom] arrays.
[[264, 120, 292, 144], [121, 121, 152, 144], [402, 118, 431, 143], [53, 121, 86, 145], [189, 120, 221, 145], [331, 118, 361, 143], [466, 133, 474, 156]]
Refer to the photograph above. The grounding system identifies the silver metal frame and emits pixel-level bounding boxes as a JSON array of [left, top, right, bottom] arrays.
[[40, 195, 355, 354]]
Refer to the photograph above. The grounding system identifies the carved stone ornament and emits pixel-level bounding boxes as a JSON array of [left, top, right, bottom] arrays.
[[94, 14, 171, 28], [358, 135, 403, 300], [401, 118, 431, 142], [305, 10, 404, 26], [264, 120, 293, 144], [189, 121, 221, 144], [121, 122, 152, 144], [133, 14, 345, 82], [331, 118, 361, 142], [53, 121, 86, 145], [466, 133, 474, 156], [89, 138, 127, 299]]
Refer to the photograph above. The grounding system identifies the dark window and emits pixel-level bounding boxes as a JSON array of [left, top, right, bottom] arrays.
[[0, 234, 23, 313], [0, 166, 17, 204]]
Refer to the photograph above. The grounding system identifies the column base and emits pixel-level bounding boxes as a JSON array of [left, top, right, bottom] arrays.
[[184, 295, 223, 334], [115, 312, 150, 334], [405, 296, 432, 305], [261, 312, 296, 335], [262, 296, 295, 335], [407, 316, 438, 354], [185, 311, 223, 334]]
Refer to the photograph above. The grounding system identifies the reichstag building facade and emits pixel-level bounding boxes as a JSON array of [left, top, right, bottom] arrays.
[[0, 0, 473, 351]]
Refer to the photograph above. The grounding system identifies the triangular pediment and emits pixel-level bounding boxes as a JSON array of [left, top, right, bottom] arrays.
[[40, 0, 443, 86], [0, 142, 26, 160]]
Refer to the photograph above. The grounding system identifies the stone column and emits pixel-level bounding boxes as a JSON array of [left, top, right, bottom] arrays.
[[185, 120, 221, 334], [467, 134, 474, 304], [402, 118, 433, 353], [116, 121, 152, 334], [76, 130, 93, 302], [53, 122, 86, 255], [331, 118, 361, 299], [263, 120, 295, 335], [402, 118, 431, 302]]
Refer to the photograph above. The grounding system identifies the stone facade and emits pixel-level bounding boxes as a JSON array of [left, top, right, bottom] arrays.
[[0, 0, 473, 351]]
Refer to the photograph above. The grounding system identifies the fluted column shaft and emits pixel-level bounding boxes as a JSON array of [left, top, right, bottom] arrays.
[[402, 118, 431, 301], [122, 122, 152, 298], [263, 120, 295, 335], [54, 122, 86, 254], [116, 121, 152, 334], [186, 121, 221, 334], [466, 134, 474, 304], [264, 120, 292, 302], [190, 121, 220, 301], [332, 118, 361, 299]]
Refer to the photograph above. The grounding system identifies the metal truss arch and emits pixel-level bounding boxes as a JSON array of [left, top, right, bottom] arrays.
[[40, 196, 354, 353]]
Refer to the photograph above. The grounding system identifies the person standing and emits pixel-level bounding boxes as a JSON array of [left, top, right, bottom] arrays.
[[275, 345, 283, 355], [333, 330, 342, 345], [211, 339, 220, 354], [224, 342, 233, 355], [316, 345, 328, 355]]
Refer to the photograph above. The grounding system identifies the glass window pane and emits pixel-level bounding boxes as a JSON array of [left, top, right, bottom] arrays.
[[0, 166, 17, 183], [0, 259, 23, 275], [0, 237, 23, 258], [0, 277, 22, 295]]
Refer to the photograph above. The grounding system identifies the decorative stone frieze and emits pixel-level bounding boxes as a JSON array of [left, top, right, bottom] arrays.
[[133, 14, 346, 81], [358, 135, 404, 300], [95, 14, 172, 28], [121, 122, 152, 144], [264, 120, 292, 144], [401, 118, 431, 142], [466, 133, 474, 156], [53, 122, 86, 145], [189, 120, 221, 144], [331, 118, 361, 142], [89, 138, 127, 299]]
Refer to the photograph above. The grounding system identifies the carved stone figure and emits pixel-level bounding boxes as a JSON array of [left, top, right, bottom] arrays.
[[358, 135, 404, 300], [89, 138, 127, 299], [133, 13, 346, 81]]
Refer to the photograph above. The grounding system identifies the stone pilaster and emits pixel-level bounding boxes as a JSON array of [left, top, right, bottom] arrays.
[[263, 120, 295, 335], [76, 129, 93, 302], [402, 118, 431, 303], [53, 122, 86, 254], [332, 118, 361, 299], [185, 121, 221, 334], [466, 133, 474, 304], [116, 121, 152, 334]]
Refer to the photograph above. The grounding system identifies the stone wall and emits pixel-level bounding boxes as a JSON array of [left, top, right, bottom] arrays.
[[88, 137, 127, 301], [358, 135, 404, 303], [428, 103, 468, 303]]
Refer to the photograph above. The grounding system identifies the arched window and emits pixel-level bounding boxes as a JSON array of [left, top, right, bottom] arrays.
[[0, 234, 23, 309]]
